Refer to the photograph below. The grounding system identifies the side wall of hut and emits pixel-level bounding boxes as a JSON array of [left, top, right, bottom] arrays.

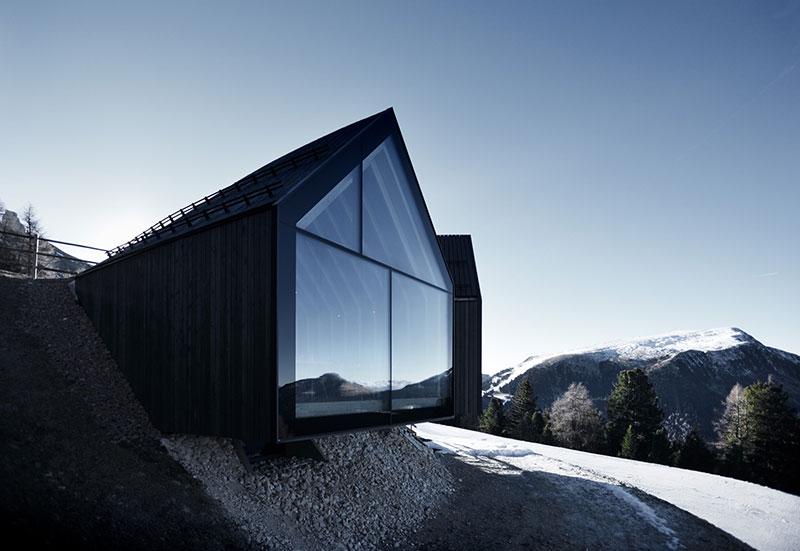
[[454, 296, 482, 422], [75, 208, 275, 450]]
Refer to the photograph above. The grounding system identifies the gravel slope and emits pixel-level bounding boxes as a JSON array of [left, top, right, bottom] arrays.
[[163, 428, 454, 550], [0, 278, 249, 549]]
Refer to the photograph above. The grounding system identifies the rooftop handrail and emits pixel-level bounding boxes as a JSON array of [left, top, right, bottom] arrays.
[[0, 228, 109, 254], [107, 141, 331, 257], [0, 228, 105, 278], [0, 243, 97, 264]]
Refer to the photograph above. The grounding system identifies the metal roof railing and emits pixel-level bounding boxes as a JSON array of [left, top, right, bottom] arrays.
[[107, 142, 331, 257], [0, 228, 107, 278]]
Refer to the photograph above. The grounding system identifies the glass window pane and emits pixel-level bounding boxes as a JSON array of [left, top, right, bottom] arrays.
[[297, 166, 360, 251], [391, 272, 452, 411], [294, 233, 390, 418], [363, 137, 450, 290]]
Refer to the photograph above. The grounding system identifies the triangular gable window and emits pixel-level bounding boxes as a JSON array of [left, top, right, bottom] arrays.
[[362, 137, 450, 290], [297, 166, 360, 252]]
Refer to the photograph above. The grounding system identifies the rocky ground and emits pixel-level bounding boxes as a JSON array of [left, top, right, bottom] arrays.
[[163, 428, 453, 550]]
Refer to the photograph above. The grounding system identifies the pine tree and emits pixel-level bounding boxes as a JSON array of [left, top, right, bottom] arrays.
[[508, 379, 538, 439], [479, 398, 506, 436], [541, 420, 555, 445], [606, 369, 665, 459], [739, 380, 799, 492], [516, 413, 536, 441], [549, 382, 604, 452], [619, 424, 640, 459], [649, 428, 674, 464], [531, 410, 547, 442], [673, 428, 715, 472]]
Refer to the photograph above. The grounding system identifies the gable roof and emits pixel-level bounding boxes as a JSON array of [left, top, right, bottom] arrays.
[[108, 110, 387, 257], [436, 235, 481, 298]]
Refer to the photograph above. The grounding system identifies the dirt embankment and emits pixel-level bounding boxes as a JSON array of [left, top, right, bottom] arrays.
[[0, 278, 250, 549]]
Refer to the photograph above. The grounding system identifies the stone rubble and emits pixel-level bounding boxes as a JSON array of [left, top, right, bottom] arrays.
[[163, 427, 455, 550]]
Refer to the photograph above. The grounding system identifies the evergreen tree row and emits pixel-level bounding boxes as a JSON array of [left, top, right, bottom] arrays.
[[478, 368, 800, 495]]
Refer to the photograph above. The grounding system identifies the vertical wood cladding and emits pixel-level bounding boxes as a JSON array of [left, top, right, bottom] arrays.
[[436, 235, 482, 421], [76, 209, 274, 449], [454, 298, 482, 419]]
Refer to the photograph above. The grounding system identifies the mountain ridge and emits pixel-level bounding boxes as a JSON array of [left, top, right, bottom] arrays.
[[483, 327, 800, 439]]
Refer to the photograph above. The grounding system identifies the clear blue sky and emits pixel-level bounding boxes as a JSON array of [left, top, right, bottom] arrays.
[[1, 1, 798, 372]]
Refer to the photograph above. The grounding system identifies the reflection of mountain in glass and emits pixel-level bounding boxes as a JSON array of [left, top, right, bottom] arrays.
[[391, 368, 452, 410], [284, 373, 389, 418], [281, 369, 452, 418]]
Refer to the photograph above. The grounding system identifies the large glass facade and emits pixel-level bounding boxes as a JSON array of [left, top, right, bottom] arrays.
[[294, 233, 390, 418], [288, 134, 452, 433]]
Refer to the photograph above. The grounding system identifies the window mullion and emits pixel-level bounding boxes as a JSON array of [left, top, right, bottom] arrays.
[[359, 161, 364, 255], [388, 268, 393, 416], [296, 227, 451, 295]]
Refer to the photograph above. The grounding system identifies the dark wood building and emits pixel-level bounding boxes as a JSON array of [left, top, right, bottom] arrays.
[[76, 109, 471, 452], [437, 235, 482, 423]]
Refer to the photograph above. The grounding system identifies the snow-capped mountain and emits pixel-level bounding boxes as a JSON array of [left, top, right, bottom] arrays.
[[484, 328, 800, 439]]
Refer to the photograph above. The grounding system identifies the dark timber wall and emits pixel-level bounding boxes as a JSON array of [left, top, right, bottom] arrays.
[[437, 235, 482, 422], [76, 209, 275, 449], [454, 297, 482, 420]]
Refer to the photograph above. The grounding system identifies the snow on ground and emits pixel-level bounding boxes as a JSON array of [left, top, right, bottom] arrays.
[[413, 423, 800, 551], [487, 327, 751, 392]]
